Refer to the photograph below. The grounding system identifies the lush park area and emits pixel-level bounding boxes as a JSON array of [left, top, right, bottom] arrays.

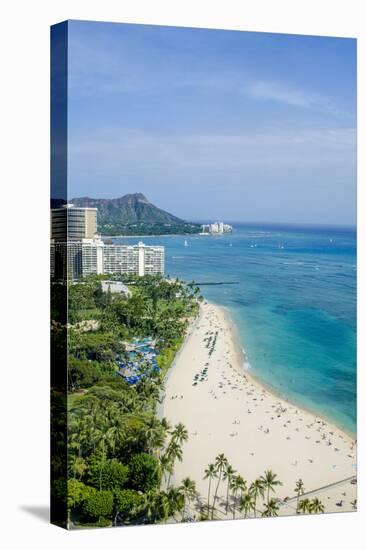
[[66, 274, 201, 527]]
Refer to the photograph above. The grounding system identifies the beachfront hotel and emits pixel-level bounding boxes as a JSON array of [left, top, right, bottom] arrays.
[[51, 204, 98, 241], [50, 205, 165, 280], [103, 241, 165, 277]]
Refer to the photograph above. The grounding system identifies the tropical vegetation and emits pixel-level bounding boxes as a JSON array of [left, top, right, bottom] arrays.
[[200, 456, 325, 520], [65, 274, 201, 527], [60, 273, 326, 527]]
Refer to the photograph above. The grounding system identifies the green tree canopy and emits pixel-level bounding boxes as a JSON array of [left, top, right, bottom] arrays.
[[67, 479, 96, 510], [114, 489, 144, 523], [82, 490, 114, 520], [68, 358, 101, 391], [87, 458, 129, 491], [129, 453, 162, 492]]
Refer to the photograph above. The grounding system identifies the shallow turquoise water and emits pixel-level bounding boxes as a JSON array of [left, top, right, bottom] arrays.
[[114, 224, 356, 435]]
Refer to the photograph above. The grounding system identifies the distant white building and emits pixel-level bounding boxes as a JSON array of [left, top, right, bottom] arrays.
[[101, 280, 131, 296], [201, 221, 233, 235]]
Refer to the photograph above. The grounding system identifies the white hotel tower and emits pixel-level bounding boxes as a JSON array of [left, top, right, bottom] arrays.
[[50, 205, 165, 280]]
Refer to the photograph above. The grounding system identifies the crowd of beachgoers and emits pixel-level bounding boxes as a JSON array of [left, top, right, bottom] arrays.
[[159, 302, 357, 517]]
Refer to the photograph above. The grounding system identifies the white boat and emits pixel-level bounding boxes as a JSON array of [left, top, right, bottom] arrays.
[[184, 239, 188, 247]]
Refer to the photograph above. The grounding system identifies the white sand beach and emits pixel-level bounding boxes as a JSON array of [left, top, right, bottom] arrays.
[[159, 302, 357, 518]]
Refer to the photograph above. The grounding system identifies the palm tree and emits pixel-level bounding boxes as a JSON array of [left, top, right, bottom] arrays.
[[145, 416, 165, 453], [260, 470, 283, 505], [166, 439, 183, 462], [160, 453, 174, 486], [212, 454, 228, 519], [68, 418, 84, 457], [171, 422, 189, 446], [298, 498, 312, 514], [70, 456, 87, 510], [101, 405, 126, 452], [262, 498, 280, 517], [204, 463, 217, 515], [180, 477, 197, 520], [223, 464, 236, 515], [156, 492, 170, 523], [91, 417, 116, 491], [161, 416, 172, 435], [165, 440, 183, 488], [294, 478, 305, 513], [143, 490, 158, 523], [230, 475, 247, 519], [249, 479, 265, 518], [310, 497, 325, 514], [240, 492, 256, 519], [72, 456, 86, 480], [166, 486, 185, 520]]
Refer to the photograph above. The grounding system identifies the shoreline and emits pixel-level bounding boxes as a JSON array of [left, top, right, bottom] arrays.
[[156, 304, 204, 417], [159, 300, 357, 516], [218, 304, 356, 440], [103, 233, 201, 239]]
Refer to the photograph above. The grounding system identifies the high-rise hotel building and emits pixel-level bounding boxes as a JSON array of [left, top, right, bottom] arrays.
[[103, 241, 164, 277], [50, 205, 164, 280], [51, 204, 98, 241]]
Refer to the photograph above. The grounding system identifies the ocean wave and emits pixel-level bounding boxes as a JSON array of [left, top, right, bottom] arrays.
[[243, 359, 252, 370]]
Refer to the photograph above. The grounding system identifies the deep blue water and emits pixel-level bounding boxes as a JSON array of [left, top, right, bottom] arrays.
[[114, 224, 356, 435]]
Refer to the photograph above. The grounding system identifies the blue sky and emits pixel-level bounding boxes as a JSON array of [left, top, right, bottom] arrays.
[[67, 20, 356, 224]]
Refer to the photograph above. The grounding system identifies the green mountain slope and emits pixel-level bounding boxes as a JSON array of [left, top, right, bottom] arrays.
[[71, 193, 201, 236]]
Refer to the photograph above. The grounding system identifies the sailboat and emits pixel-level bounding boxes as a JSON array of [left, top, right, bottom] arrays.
[[184, 239, 188, 247]]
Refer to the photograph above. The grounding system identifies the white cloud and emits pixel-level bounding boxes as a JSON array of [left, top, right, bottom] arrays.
[[247, 81, 340, 114], [69, 126, 356, 178], [68, 126, 356, 223]]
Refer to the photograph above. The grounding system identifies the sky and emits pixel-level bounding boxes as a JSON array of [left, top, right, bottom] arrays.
[[66, 20, 356, 225]]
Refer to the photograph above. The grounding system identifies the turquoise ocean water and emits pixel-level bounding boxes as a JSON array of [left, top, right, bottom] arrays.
[[114, 224, 356, 435]]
